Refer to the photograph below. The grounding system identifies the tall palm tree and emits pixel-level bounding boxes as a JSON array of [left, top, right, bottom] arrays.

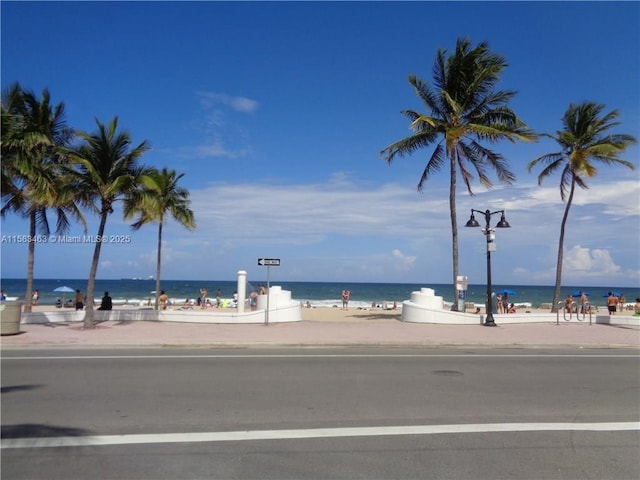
[[380, 38, 536, 302], [70, 117, 150, 328], [528, 102, 636, 312], [1, 84, 85, 312], [124, 167, 196, 310]]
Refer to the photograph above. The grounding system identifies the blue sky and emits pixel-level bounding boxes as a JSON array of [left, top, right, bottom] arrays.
[[1, 1, 639, 287]]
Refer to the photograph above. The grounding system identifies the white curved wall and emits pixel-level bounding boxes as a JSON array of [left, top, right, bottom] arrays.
[[21, 285, 302, 325]]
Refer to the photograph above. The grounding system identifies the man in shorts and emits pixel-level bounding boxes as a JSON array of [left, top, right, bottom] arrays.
[[607, 292, 618, 315]]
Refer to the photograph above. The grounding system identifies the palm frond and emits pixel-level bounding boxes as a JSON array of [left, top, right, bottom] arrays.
[[417, 143, 445, 192]]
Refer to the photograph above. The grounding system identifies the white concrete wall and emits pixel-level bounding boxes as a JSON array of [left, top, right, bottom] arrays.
[[256, 286, 293, 310], [409, 288, 445, 310], [402, 287, 640, 326], [595, 315, 640, 326], [21, 285, 303, 325]]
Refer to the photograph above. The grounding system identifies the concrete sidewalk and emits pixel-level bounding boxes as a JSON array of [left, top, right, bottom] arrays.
[[1, 318, 639, 349]]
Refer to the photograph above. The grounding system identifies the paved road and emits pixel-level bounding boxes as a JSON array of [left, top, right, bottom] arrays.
[[2, 347, 639, 479]]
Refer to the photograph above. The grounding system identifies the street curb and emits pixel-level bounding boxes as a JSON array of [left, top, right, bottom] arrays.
[[2, 342, 639, 350]]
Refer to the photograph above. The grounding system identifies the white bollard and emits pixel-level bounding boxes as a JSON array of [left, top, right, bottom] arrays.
[[237, 270, 247, 313]]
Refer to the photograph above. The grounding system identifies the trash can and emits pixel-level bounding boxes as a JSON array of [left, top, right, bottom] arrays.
[[0, 301, 23, 336]]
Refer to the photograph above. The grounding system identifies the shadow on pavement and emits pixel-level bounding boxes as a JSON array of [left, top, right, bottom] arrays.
[[348, 312, 402, 321], [1, 384, 43, 394], [1, 424, 90, 439]]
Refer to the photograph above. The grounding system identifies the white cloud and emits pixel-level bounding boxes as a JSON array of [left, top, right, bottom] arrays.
[[168, 143, 249, 159], [188, 179, 441, 244], [164, 91, 259, 161], [392, 248, 417, 271], [3, 171, 637, 285], [197, 92, 259, 113], [563, 245, 621, 277]]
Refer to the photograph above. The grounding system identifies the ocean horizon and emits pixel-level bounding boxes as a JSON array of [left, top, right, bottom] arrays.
[[1, 278, 638, 310]]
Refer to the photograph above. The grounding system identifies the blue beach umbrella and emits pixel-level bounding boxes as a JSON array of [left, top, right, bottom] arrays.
[[53, 286, 75, 305], [572, 291, 589, 297], [602, 292, 621, 298], [498, 289, 516, 296]]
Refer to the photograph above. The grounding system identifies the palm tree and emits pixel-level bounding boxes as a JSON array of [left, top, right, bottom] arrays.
[[528, 102, 636, 312], [124, 167, 196, 310], [1, 84, 85, 313], [380, 38, 536, 302], [69, 117, 150, 328]]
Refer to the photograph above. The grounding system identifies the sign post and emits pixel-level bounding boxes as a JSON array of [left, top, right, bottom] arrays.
[[258, 258, 280, 325], [456, 275, 468, 312]]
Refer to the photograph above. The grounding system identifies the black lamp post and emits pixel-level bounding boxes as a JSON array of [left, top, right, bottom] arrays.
[[465, 209, 511, 327]]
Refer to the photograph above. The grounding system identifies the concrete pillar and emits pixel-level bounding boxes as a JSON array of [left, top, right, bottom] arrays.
[[237, 270, 247, 313]]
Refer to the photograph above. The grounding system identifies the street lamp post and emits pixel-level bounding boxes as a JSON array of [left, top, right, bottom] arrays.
[[465, 209, 511, 327]]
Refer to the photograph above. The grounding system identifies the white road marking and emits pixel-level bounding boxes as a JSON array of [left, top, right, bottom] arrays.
[[2, 353, 639, 360], [2, 422, 638, 449]]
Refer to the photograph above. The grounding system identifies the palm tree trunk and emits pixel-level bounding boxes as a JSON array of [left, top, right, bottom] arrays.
[[551, 178, 576, 312], [24, 211, 36, 314], [449, 145, 459, 307], [83, 210, 109, 328], [154, 220, 163, 311]]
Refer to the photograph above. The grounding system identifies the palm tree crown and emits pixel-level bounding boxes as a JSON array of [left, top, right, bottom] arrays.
[[1, 84, 84, 312], [124, 167, 196, 309], [529, 102, 636, 198], [380, 38, 536, 301]]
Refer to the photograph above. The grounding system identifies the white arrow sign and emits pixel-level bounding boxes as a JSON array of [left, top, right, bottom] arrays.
[[258, 258, 280, 266]]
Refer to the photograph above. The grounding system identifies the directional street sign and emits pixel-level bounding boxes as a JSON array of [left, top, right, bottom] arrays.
[[258, 258, 281, 266]]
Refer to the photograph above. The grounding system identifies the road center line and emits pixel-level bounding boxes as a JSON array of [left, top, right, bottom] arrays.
[[2, 422, 638, 449]]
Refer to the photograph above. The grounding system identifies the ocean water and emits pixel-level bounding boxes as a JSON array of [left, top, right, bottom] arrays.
[[1, 278, 638, 309]]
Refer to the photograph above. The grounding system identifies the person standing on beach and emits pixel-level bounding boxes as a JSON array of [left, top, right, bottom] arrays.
[[580, 291, 589, 314], [341, 289, 350, 310], [232, 291, 238, 308], [619, 293, 626, 312], [564, 294, 574, 313], [501, 293, 509, 314], [74, 289, 85, 310], [215, 288, 222, 308], [199, 287, 207, 309], [32, 289, 40, 306], [607, 292, 618, 315], [496, 294, 503, 313], [159, 290, 169, 310], [249, 290, 258, 310]]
